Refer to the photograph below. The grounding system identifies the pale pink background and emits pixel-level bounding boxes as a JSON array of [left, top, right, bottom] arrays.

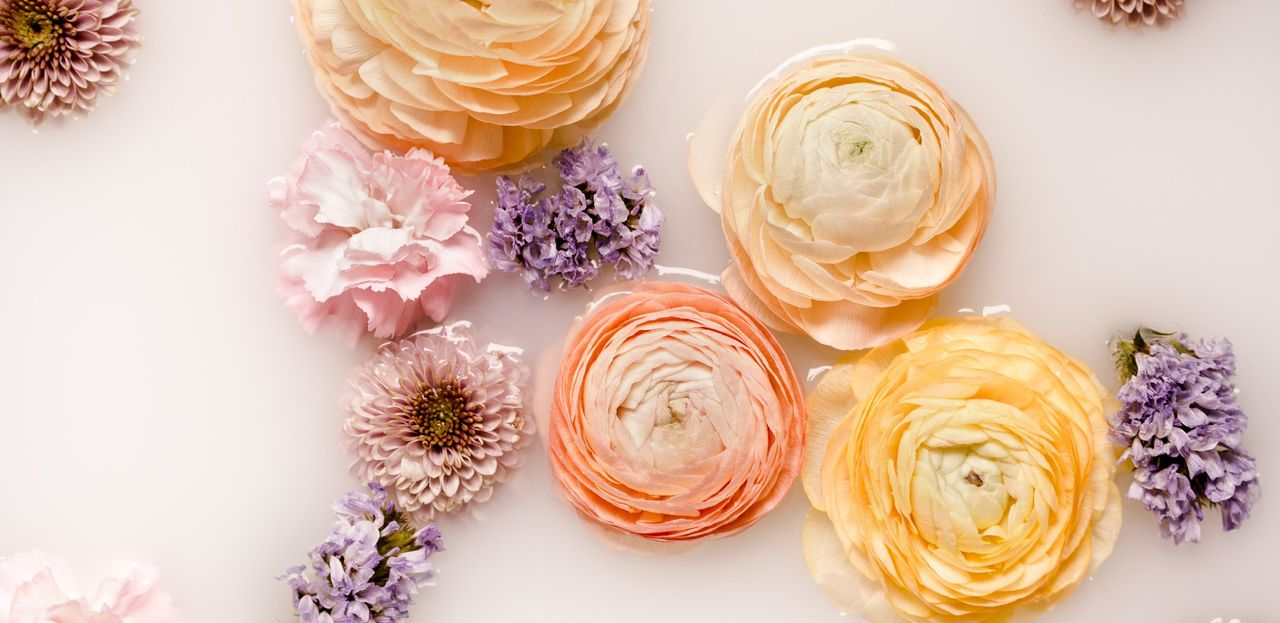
[[1, 1, 1276, 621]]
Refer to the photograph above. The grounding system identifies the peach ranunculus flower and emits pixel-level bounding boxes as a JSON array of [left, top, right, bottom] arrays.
[[0, 551, 182, 623], [292, 0, 651, 173], [803, 317, 1121, 623], [702, 51, 995, 351], [547, 281, 805, 544]]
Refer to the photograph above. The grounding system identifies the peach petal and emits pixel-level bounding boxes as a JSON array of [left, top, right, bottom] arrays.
[[546, 282, 805, 544], [293, 0, 650, 173], [699, 51, 996, 350]]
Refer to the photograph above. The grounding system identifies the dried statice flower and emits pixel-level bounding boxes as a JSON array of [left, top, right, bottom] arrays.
[[283, 484, 444, 623], [1076, 0, 1183, 27], [487, 139, 663, 294], [1111, 327, 1261, 543], [0, 0, 141, 123]]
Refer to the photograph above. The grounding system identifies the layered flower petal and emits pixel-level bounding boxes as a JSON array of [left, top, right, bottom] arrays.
[[272, 123, 488, 341], [0, 0, 141, 123], [345, 323, 532, 521], [292, 0, 651, 172], [701, 51, 995, 350], [0, 552, 182, 623], [547, 281, 805, 543], [803, 317, 1121, 623]]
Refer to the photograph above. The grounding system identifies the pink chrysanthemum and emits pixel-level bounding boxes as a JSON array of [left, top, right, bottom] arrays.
[[270, 123, 488, 341], [345, 323, 532, 521], [0, 0, 140, 123], [1076, 0, 1183, 26]]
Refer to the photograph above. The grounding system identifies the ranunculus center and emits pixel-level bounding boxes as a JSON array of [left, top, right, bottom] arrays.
[[834, 128, 880, 168], [407, 382, 479, 450], [8, 8, 57, 49], [615, 362, 726, 470], [913, 443, 1012, 539]]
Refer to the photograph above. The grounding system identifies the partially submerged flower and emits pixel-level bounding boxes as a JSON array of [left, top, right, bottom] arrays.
[[488, 140, 662, 294], [345, 323, 531, 521], [700, 51, 995, 351], [804, 318, 1120, 622], [271, 123, 488, 341], [284, 484, 443, 623], [547, 281, 805, 544], [0, 0, 141, 123], [291, 0, 651, 172], [0, 551, 182, 622], [1077, 0, 1183, 26], [1111, 327, 1261, 543]]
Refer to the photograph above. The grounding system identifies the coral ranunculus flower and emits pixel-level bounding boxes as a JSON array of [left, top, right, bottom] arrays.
[[547, 281, 805, 544], [706, 51, 995, 351], [803, 318, 1121, 623], [291, 0, 651, 173]]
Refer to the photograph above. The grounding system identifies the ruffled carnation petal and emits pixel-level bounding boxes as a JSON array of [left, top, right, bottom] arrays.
[[271, 123, 488, 340], [0, 552, 181, 623]]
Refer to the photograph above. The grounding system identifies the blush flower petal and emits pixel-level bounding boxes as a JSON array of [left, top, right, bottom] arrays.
[[291, 0, 651, 173], [803, 318, 1121, 623], [699, 51, 995, 351], [547, 281, 805, 544], [0, 552, 182, 623], [272, 123, 488, 341]]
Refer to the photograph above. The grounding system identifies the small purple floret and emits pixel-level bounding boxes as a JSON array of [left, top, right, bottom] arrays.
[[1111, 329, 1261, 544], [487, 139, 662, 294], [283, 484, 443, 622]]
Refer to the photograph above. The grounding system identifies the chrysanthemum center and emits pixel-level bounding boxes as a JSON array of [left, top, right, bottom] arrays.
[[8, 9, 57, 49], [407, 382, 479, 450]]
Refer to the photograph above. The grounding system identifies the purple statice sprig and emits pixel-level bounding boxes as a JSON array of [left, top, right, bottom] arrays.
[[488, 139, 663, 294], [1111, 327, 1261, 544], [283, 484, 444, 622]]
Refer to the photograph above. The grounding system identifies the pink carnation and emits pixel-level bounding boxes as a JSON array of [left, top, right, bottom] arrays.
[[0, 551, 182, 622], [270, 123, 488, 340]]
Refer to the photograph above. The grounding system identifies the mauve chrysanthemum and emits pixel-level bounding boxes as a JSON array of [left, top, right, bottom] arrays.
[[0, 0, 140, 123], [345, 323, 531, 521], [1076, 0, 1183, 26]]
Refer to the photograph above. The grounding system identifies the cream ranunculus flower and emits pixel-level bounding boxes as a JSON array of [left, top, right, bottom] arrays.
[[292, 0, 651, 173], [705, 51, 995, 350], [803, 317, 1121, 623]]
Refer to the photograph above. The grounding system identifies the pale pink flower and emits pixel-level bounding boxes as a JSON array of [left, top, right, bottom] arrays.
[[271, 123, 488, 340], [0, 551, 182, 623], [345, 323, 532, 521], [0, 0, 141, 123]]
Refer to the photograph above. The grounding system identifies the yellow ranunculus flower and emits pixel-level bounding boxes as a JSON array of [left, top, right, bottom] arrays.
[[803, 317, 1121, 623]]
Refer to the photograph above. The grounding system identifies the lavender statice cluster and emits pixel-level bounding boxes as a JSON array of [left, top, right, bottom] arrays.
[[1111, 328, 1261, 544], [284, 484, 444, 622], [488, 140, 663, 294]]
